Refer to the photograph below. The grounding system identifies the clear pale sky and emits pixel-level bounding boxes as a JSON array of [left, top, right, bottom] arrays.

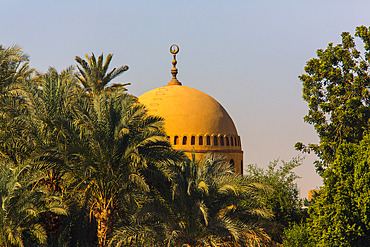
[[3, 0, 370, 197]]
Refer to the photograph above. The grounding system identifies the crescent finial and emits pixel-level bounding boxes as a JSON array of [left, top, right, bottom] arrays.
[[170, 44, 179, 54], [168, 44, 182, 86]]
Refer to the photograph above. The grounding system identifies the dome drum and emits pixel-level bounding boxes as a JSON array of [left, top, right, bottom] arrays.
[[167, 133, 243, 174], [168, 134, 242, 149]]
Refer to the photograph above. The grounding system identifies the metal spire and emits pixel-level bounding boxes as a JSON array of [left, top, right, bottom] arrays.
[[168, 44, 182, 86]]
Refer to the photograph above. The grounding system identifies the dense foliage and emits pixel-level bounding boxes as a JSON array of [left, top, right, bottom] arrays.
[[0, 162, 67, 246], [247, 158, 305, 244], [294, 25, 370, 247], [282, 222, 312, 247], [110, 154, 273, 247], [296, 25, 370, 173], [302, 134, 370, 246], [0, 44, 285, 246]]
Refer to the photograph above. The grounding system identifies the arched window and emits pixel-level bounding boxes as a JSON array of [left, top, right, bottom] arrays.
[[230, 159, 235, 167], [206, 136, 211, 145], [199, 136, 203, 145], [230, 137, 234, 146], [220, 136, 224, 146], [237, 137, 241, 146], [213, 136, 218, 146], [182, 136, 187, 145], [226, 137, 229, 146], [174, 136, 179, 145], [240, 160, 243, 175], [191, 136, 195, 145], [234, 137, 237, 146]]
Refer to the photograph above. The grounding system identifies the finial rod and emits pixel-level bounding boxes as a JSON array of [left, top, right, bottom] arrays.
[[168, 44, 182, 86]]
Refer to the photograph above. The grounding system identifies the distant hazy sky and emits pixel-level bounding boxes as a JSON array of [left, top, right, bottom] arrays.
[[3, 0, 370, 197]]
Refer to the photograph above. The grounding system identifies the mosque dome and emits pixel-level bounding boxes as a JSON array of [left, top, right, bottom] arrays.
[[138, 45, 243, 174]]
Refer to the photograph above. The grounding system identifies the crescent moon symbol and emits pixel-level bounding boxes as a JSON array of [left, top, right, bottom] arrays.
[[170, 44, 179, 54]]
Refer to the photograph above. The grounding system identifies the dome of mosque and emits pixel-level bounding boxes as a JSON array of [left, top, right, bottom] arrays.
[[138, 45, 243, 174], [139, 85, 239, 136]]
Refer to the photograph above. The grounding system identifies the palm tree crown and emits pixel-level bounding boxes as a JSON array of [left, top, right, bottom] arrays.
[[0, 45, 33, 94], [109, 154, 272, 247], [0, 162, 67, 247], [68, 91, 182, 246], [75, 53, 129, 95]]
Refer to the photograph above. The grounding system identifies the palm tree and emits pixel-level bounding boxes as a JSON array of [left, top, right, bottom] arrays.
[[25, 67, 78, 149], [170, 154, 272, 246], [67, 91, 182, 247], [0, 44, 33, 94], [0, 161, 67, 247], [110, 154, 272, 246], [75, 53, 129, 95], [0, 45, 35, 164], [6, 67, 83, 245], [10, 67, 79, 193]]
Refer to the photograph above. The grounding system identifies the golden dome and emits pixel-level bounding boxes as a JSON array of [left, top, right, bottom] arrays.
[[139, 84, 243, 173], [138, 45, 243, 174], [139, 85, 237, 136]]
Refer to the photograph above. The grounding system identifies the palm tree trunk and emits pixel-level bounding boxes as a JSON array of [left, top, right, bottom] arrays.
[[42, 169, 63, 237], [94, 206, 111, 247]]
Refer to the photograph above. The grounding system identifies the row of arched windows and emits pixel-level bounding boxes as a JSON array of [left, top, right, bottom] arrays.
[[169, 135, 241, 147]]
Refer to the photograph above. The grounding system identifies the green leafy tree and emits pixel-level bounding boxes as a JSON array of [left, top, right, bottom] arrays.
[[282, 222, 312, 247], [307, 134, 370, 246], [246, 157, 304, 244], [75, 53, 129, 95], [296, 25, 370, 173]]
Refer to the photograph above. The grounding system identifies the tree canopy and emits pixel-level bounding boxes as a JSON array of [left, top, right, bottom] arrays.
[[75, 53, 129, 95], [110, 154, 273, 247], [307, 134, 370, 246], [296, 25, 370, 173], [247, 158, 304, 244]]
